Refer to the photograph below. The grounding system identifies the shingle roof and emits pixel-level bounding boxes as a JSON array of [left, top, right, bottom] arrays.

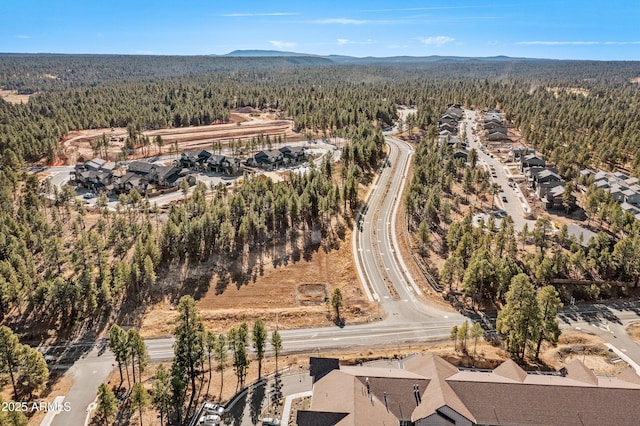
[[303, 353, 640, 426]]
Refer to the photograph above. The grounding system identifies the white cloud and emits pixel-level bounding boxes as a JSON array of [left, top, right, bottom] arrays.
[[389, 44, 409, 49], [222, 12, 300, 17], [418, 36, 455, 46], [269, 40, 296, 50], [517, 40, 640, 45], [16, 35, 31, 39], [336, 38, 375, 45], [314, 18, 365, 25]]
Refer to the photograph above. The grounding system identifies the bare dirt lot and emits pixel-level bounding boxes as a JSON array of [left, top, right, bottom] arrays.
[[0, 89, 33, 104], [140, 227, 377, 337], [59, 110, 302, 164]]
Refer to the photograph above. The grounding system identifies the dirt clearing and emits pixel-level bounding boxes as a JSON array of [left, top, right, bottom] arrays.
[[59, 111, 303, 164], [0, 89, 33, 104], [140, 227, 377, 337]]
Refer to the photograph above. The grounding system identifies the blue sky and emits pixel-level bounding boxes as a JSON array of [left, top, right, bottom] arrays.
[[2, 0, 639, 60]]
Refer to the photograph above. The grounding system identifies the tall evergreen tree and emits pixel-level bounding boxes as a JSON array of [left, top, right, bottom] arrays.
[[151, 364, 171, 426], [172, 296, 205, 419], [96, 383, 117, 425], [0, 326, 23, 397], [497, 274, 541, 360], [535, 286, 563, 358], [252, 319, 267, 380]]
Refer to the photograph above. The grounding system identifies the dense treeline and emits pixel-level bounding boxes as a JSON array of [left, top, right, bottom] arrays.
[[3, 56, 640, 173], [0, 68, 395, 162]]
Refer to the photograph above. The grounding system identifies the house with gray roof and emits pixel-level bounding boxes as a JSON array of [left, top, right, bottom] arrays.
[[72, 158, 116, 191], [253, 150, 284, 169], [487, 131, 509, 141], [622, 189, 640, 205], [206, 155, 240, 175], [521, 154, 546, 171]]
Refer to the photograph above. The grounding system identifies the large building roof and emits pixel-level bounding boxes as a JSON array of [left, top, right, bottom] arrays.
[[298, 353, 640, 426]]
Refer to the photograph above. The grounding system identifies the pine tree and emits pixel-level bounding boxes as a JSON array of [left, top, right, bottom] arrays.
[[271, 330, 283, 375], [470, 322, 483, 355], [497, 274, 541, 360], [212, 333, 227, 401], [18, 345, 49, 398], [172, 296, 204, 419], [535, 286, 563, 359], [96, 383, 117, 425], [108, 325, 129, 387], [330, 288, 343, 323], [252, 319, 267, 380], [151, 364, 171, 426], [130, 382, 150, 426], [0, 326, 23, 397]]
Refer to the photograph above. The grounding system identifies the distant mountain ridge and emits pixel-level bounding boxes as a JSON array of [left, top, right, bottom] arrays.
[[223, 50, 318, 57], [221, 49, 543, 64]]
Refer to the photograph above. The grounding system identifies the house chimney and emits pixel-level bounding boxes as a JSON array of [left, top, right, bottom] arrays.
[[413, 384, 421, 406], [383, 392, 389, 411], [366, 377, 370, 395]]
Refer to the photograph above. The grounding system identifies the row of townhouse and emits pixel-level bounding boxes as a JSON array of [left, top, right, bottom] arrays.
[[483, 109, 510, 141], [179, 145, 307, 172], [581, 169, 640, 221], [72, 158, 193, 195], [438, 104, 464, 148], [516, 151, 576, 210]]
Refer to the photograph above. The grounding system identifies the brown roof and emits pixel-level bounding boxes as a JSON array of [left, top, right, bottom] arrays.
[[565, 358, 598, 385], [493, 358, 527, 382], [449, 381, 640, 426], [302, 354, 640, 426]]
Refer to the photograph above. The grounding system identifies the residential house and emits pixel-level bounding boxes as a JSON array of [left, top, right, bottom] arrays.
[[179, 150, 212, 170], [613, 171, 629, 180], [511, 147, 535, 162], [113, 160, 157, 193], [545, 184, 576, 211], [488, 126, 508, 136], [453, 149, 468, 160], [279, 145, 307, 163], [297, 353, 640, 426], [253, 150, 284, 170], [537, 179, 564, 200], [206, 155, 241, 175], [487, 131, 509, 141], [609, 184, 626, 203], [156, 165, 185, 187], [72, 158, 116, 191], [621, 202, 640, 216], [594, 179, 610, 190], [439, 122, 457, 133], [483, 121, 504, 131], [521, 153, 546, 170], [623, 189, 640, 205]]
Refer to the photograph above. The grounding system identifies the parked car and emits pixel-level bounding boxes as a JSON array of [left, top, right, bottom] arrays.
[[83, 192, 96, 199], [501, 196, 508, 202]]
